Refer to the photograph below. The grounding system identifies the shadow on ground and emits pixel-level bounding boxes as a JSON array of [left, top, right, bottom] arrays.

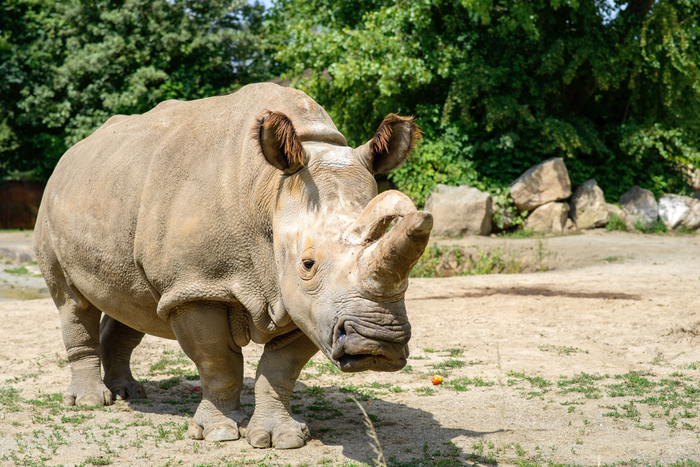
[[124, 377, 494, 464]]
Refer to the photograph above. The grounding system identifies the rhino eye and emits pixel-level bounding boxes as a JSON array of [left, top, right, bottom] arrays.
[[302, 259, 315, 271]]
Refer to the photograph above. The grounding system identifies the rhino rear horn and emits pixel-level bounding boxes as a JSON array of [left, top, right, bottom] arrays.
[[258, 111, 305, 174], [358, 210, 433, 297], [341, 190, 417, 246], [354, 114, 421, 175]]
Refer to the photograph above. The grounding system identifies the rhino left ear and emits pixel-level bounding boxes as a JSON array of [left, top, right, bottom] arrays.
[[357, 114, 421, 174], [257, 111, 305, 174]]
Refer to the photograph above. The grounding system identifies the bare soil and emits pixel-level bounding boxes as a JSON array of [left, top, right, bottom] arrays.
[[1, 229, 699, 466]]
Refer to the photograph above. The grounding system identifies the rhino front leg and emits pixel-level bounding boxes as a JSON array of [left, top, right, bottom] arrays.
[[59, 300, 113, 407], [100, 315, 146, 401], [169, 302, 248, 442], [247, 333, 318, 449]]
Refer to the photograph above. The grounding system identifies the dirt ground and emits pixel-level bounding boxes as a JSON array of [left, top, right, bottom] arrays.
[[1, 229, 699, 466]]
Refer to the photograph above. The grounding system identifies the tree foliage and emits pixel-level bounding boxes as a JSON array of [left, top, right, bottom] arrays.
[[0, 0, 275, 180], [271, 0, 700, 203]]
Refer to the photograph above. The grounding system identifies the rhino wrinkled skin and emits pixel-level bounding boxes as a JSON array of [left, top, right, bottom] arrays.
[[34, 83, 432, 449]]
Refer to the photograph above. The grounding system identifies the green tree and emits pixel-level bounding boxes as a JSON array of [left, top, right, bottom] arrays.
[[272, 0, 700, 204], [0, 0, 276, 180]]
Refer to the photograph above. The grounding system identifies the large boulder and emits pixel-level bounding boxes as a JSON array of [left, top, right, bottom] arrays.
[[659, 194, 700, 230], [570, 179, 609, 229], [618, 186, 658, 230], [425, 184, 492, 236], [509, 158, 572, 211], [524, 201, 570, 234], [659, 195, 691, 230]]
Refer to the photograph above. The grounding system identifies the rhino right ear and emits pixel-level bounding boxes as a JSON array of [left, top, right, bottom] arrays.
[[257, 111, 305, 174], [356, 114, 421, 175]]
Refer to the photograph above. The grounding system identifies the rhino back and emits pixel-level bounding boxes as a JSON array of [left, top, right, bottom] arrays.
[[38, 83, 344, 341]]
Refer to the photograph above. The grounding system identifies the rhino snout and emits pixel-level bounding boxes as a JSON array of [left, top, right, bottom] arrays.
[[330, 313, 410, 373]]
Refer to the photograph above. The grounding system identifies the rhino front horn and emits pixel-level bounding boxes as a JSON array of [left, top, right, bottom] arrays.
[[358, 210, 433, 298]]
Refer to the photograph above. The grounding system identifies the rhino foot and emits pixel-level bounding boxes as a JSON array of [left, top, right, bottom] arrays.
[[105, 377, 146, 401], [189, 407, 249, 442], [246, 414, 311, 449], [63, 381, 113, 407]]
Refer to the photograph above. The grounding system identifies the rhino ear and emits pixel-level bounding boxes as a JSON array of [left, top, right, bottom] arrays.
[[358, 114, 421, 175], [257, 111, 305, 174]]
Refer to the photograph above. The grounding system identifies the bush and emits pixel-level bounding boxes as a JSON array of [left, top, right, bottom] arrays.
[[388, 126, 484, 208]]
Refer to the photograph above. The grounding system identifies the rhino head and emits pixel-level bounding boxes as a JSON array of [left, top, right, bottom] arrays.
[[259, 111, 432, 373]]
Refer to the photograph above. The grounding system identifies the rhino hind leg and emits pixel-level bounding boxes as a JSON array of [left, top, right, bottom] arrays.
[[247, 333, 318, 449], [100, 315, 146, 401], [169, 301, 249, 442]]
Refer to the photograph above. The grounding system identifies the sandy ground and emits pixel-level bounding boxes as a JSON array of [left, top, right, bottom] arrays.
[[0, 230, 699, 466]]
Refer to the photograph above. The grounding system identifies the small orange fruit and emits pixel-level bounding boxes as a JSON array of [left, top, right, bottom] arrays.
[[431, 375, 443, 385]]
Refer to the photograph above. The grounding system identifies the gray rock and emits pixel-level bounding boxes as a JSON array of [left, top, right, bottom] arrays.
[[509, 158, 572, 211], [570, 179, 609, 229], [425, 184, 492, 236], [658, 195, 692, 230], [524, 202, 570, 234], [618, 186, 658, 230]]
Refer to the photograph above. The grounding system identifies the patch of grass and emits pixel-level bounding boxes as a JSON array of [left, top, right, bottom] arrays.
[[636, 219, 667, 234], [444, 377, 494, 391], [339, 384, 373, 401], [429, 359, 467, 371], [159, 377, 180, 390], [444, 348, 464, 357], [148, 350, 193, 376], [606, 213, 627, 231], [603, 401, 641, 422], [557, 372, 607, 398], [84, 456, 113, 465], [539, 344, 589, 355], [675, 225, 696, 235], [464, 247, 521, 275], [410, 244, 521, 278], [0, 386, 23, 411], [414, 387, 437, 396], [498, 228, 536, 239], [599, 256, 623, 263], [5, 266, 29, 275], [607, 370, 656, 397], [26, 393, 63, 413], [301, 361, 342, 380], [61, 413, 95, 425], [535, 238, 549, 272], [410, 244, 446, 278], [507, 370, 552, 389]]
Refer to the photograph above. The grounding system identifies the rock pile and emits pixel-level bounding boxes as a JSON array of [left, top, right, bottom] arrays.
[[424, 158, 700, 236]]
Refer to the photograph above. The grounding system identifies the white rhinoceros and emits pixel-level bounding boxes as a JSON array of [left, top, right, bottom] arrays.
[[34, 83, 432, 449]]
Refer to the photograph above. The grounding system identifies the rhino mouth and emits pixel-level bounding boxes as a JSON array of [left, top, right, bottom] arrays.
[[331, 315, 410, 372]]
